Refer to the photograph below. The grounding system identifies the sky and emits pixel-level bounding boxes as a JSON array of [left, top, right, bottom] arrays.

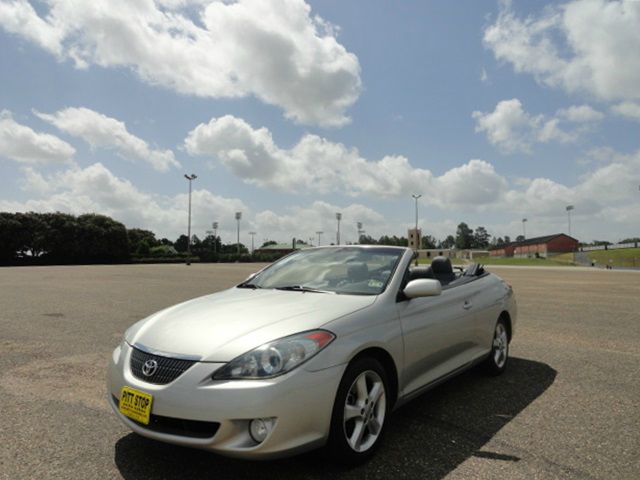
[[0, 0, 639, 246]]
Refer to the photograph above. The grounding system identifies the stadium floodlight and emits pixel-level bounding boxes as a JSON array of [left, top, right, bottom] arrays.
[[249, 231, 256, 254], [412, 193, 422, 252], [235, 212, 242, 256], [183, 174, 197, 265], [212, 222, 218, 253], [566, 205, 574, 236]]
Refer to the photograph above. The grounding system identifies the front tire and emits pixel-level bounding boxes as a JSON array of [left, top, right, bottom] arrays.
[[483, 318, 509, 376], [327, 357, 390, 465]]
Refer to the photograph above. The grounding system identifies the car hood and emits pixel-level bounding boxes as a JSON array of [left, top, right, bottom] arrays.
[[125, 287, 377, 362]]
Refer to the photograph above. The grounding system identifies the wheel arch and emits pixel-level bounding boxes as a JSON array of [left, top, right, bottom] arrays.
[[349, 347, 399, 407], [499, 310, 513, 342]]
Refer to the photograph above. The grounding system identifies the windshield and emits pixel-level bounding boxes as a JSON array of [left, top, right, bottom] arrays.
[[242, 247, 404, 295]]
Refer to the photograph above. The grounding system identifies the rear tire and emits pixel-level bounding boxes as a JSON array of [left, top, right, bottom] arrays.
[[483, 318, 509, 376], [327, 357, 390, 465]]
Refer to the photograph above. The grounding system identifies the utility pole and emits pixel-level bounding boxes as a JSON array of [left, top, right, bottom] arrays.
[[235, 212, 242, 256], [356, 222, 363, 244], [412, 194, 422, 266], [184, 174, 197, 265], [249, 231, 256, 254], [522, 218, 527, 239], [566, 205, 574, 236], [336, 213, 342, 245], [316, 231, 323, 246], [212, 221, 218, 253]]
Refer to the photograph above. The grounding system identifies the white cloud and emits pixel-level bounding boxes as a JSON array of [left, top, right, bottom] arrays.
[[34, 107, 179, 172], [19, 167, 54, 195], [557, 105, 604, 123], [185, 115, 508, 207], [473, 99, 602, 153], [506, 148, 640, 218], [1, 162, 396, 244], [254, 201, 386, 245], [611, 101, 640, 121], [0, 0, 361, 127], [3, 151, 639, 243], [480, 67, 489, 84], [472, 99, 541, 154], [0, 162, 248, 240], [484, 0, 640, 102], [0, 110, 75, 164]]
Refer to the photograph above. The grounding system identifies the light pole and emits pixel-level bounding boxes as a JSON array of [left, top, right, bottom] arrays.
[[184, 174, 197, 264], [522, 218, 527, 239], [566, 205, 574, 236], [412, 194, 422, 266], [356, 222, 363, 244], [235, 212, 242, 256], [336, 213, 342, 245], [412, 194, 422, 249], [316, 231, 323, 246], [212, 221, 218, 253], [249, 231, 256, 254]]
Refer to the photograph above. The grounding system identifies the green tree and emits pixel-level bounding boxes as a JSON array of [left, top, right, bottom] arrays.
[[440, 235, 456, 249], [455, 222, 473, 249], [77, 214, 129, 262], [515, 235, 525, 242], [15, 212, 48, 257], [358, 235, 377, 245], [0, 213, 25, 261], [127, 228, 158, 253], [473, 226, 490, 249], [421, 235, 436, 249], [40, 212, 80, 261], [136, 240, 151, 255], [260, 240, 277, 248], [174, 234, 189, 252]]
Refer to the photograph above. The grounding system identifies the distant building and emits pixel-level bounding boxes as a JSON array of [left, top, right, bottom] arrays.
[[408, 228, 422, 250], [490, 233, 579, 258], [416, 248, 455, 260], [253, 243, 307, 256]]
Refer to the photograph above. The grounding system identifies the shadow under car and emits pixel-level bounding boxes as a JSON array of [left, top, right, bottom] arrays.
[[114, 357, 556, 480]]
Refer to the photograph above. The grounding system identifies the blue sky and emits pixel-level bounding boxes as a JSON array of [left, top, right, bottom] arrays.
[[0, 0, 639, 245]]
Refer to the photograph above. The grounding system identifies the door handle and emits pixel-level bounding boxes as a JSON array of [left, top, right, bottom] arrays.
[[463, 300, 472, 310]]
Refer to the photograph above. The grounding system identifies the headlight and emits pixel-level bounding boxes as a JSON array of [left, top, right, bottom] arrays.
[[213, 330, 335, 380]]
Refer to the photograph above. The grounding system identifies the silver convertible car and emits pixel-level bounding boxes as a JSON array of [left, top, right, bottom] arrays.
[[108, 246, 516, 463]]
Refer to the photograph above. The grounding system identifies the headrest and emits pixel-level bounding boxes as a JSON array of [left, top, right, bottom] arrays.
[[409, 266, 434, 280], [431, 256, 453, 274]]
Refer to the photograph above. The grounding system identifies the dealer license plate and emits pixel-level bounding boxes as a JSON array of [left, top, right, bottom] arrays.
[[119, 386, 153, 425]]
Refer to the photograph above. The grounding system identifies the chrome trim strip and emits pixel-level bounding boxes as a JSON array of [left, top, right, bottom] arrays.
[[131, 342, 202, 362]]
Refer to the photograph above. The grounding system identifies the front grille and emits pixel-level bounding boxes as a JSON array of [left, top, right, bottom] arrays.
[[130, 347, 196, 385], [113, 396, 219, 439]]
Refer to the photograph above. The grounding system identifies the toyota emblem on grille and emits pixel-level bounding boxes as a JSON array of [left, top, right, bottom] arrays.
[[142, 359, 158, 377]]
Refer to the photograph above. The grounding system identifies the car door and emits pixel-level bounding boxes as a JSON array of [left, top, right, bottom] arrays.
[[396, 280, 480, 396]]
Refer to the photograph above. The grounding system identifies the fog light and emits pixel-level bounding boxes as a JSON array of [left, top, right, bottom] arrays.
[[249, 418, 274, 443]]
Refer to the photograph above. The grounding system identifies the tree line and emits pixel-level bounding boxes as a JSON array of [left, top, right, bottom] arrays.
[[359, 222, 506, 250], [0, 212, 260, 265], [4, 212, 629, 266]]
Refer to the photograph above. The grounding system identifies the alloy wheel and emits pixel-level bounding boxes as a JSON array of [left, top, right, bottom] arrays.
[[343, 370, 386, 452], [493, 322, 508, 368]]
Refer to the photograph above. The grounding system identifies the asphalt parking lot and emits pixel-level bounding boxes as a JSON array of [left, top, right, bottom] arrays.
[[0, 263, 638, 479]]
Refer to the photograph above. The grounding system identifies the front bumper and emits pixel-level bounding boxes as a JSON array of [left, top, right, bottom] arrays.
[[107, 342, 345, 459]]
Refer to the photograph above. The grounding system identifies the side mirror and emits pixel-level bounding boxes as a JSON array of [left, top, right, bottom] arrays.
[[403, 279, 442, 298]]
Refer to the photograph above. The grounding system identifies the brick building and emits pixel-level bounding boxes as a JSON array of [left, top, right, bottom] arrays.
[[490, 233, 579, 258]]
